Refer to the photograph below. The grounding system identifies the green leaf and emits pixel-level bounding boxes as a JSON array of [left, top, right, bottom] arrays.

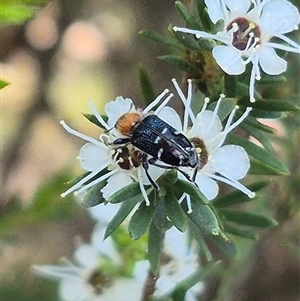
[[164, 186, 187, 232], [237, 82, 262, 101], [259, 75, 287, 84], [158, 55, 200, 75], [139, 29, 180, 48], [174, 179, 208, 204], [197, 0, 213, 31], [240, 121, 273, 150], [0, 79, 9, 89], [224, 74, 237, 98], [250, 109, 286, 119], [220, 210, 278, 228], [241, 114, 276, 134], [153, 197, 172, 231], [0, 4, 34, 25], [104, 197, 140, 239], [209, 233, 237, 257], [83, 113, 108, 129], [108, 182, 143, 203], [223, 223, 258, 240], [82, 181, 107, 207], [170, 26, 202, 52], [139, 64, 156, 106], [212, 181, 269, 207], [174, 1, 201, 30], [182, 198, 219, 235], [148, 221, 164, 275], [208, 97, 236, 122], [227, 133, 289, 175], [249, 100, 299, 112], [128, 198, 156, 240]]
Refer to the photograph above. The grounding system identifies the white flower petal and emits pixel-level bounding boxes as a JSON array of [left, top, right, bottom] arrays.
[[258, 46, 287, 75], [213, 46, 246, 75], [195, 174, 219, 200], [101, 172, 133, 200], [211, 145, 250, 180], [79, 143, 109, 171], [158, 106, 183, 131], [74, 244, 99, 269], [204, 0, 224, 24], [105, 97, 135, 128], [224, 0, 251, 17], [88, 203, 121, 224], [59, 278, 88, 301], [260, 0, 300, 34], [188, 111, 222, 141], [92, 227, 121, 264]]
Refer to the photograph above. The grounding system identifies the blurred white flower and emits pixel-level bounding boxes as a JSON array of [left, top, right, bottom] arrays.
[[174, 0, 300, 102], [60, 90, 173, 205], [154, 228, 203, 300], [33, 227, 149, 301], [158, 79, 255, 212]]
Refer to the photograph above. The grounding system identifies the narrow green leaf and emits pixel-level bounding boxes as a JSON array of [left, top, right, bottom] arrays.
[[223, 223, 258, 240], [148, 221, 164, 275], [153, 198, 172, 231], [0, 79, 9, 89], [175, 1, 201, 30], [83, 113, 108, 129], [182, 198, 219, 235], [139, 29, 179, 47], [128, 198, 156, 240], [209, 233, 237, 257], [82, 181, 107, 207], [241, 114, 276, 134], [212, 181, 269, 207], [237, 82, 262, 101], [197, 0, 213, 31], [164, 186, 187, 232], [104, 197, 140, 239], [259, 75, 287, 84], [208, 97, 236, 122], [227, 133, 289, 175], [240, 121, 273, 150], [139, 65, 156, 106], [224, 74, 237, 98], [108, 182, 143, 203], [250, 100, 299, 112], [170, 26, 202, 52], [220, 210, 278, 228], [174, 179, 208, 204], [158, 55, 200, 75], [250, 109, 286, 119]]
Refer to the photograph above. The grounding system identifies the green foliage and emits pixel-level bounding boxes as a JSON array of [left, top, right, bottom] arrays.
[[0, 0, 51, 26], [0, 79, 9, 89]]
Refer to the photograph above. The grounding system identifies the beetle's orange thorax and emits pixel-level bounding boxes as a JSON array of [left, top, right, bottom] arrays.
[[115, 112, 142, 136]]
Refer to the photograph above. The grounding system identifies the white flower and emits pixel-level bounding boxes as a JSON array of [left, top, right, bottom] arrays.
[[60, 89, 174, 205], [154, 228, 203, 300], [158, 79, 255, 212], [174, 0, 300, 102], [33, 227, 149, 301]]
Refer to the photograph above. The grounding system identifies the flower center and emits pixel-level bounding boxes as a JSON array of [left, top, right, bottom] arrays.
[[87, 270, 113, 295], [227, 17, 261, 51], [190, 137, 208, 169], [111, 145, 142, 170]]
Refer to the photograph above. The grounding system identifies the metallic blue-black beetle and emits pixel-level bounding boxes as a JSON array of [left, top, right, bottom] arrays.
[[112, 112, 198, 190]]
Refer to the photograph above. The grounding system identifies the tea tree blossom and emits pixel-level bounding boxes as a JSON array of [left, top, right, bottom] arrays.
[[174, 0, 300, 102], [60, 89, 173, 205], [158, 79, 255, 212], [33, 227, 148, 301], [154, 228, 203, 300]]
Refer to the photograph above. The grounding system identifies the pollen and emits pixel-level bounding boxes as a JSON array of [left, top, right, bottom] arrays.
[[115, 112, 142, 136]]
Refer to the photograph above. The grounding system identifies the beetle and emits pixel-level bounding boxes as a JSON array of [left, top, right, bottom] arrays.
[[112, 111, 198, 191]]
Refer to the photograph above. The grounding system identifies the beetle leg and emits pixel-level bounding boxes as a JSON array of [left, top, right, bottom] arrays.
[[111, 137, 131, 145], [142, 154, 159, 192]]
